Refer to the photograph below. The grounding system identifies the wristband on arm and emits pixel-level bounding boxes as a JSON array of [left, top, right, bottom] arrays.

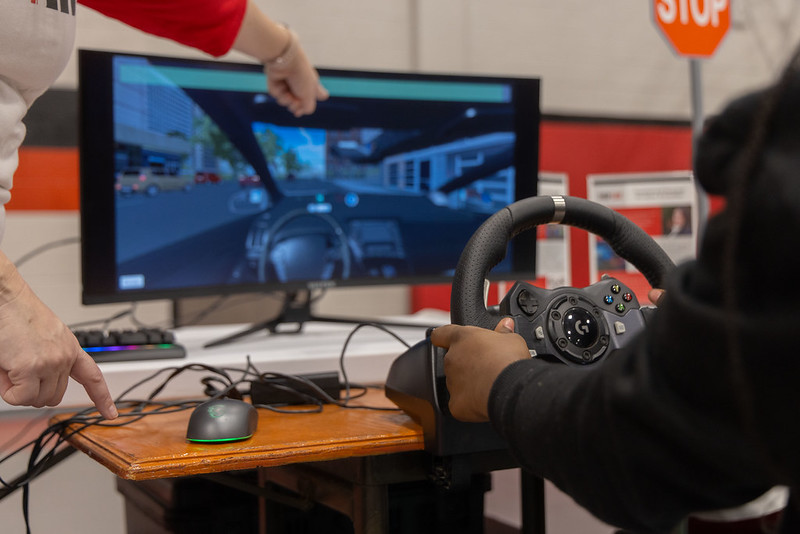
[[265, 25, 298, 69]]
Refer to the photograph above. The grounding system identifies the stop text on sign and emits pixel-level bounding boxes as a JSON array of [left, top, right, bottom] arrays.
[[654, 0, 730, 57], [656, 0, 728, 27]]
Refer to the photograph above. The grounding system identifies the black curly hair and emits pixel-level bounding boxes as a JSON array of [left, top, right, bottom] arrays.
[[719, 43, 800, 483]]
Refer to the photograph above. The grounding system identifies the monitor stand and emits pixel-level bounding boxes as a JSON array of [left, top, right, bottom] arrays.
[[202, 290, 434, 349]]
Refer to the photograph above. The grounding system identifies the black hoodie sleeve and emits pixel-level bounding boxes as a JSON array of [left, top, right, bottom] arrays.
[[488, 76, 800, 533]]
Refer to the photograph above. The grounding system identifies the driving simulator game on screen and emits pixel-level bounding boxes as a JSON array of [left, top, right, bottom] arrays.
[[79, 51, 539, 302]]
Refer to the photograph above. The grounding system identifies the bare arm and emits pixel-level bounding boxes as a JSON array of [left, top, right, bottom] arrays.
[[79, 0, 328, 117], [232, 0, 328, 117], [0, 251, 117, 419]]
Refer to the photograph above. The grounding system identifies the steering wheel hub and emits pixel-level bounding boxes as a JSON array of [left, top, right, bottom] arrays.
[[546, 296, 608, 364]]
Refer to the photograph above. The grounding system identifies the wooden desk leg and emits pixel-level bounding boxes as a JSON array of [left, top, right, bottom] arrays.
[[351, 482, 388, 534]]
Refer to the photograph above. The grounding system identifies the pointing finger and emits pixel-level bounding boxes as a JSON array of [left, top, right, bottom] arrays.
[[70, 352, 118, 420]]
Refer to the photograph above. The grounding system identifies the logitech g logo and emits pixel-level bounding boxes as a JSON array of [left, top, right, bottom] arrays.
[[563, 308, 599, 349], [575, 320, 590, 335]]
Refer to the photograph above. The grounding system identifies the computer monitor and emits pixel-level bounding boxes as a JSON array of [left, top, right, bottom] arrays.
[[78, 49, 540, 308]]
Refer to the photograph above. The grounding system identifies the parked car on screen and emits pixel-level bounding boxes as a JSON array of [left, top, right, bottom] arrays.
[[238, 174, 261, 188], [116, 167, 193, 196], [194, 171, 221, 184]]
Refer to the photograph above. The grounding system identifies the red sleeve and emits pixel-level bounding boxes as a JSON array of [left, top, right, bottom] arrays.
[[78, 0, 248, 57]]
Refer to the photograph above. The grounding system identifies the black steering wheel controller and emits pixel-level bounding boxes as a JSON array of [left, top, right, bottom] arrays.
[[452, 195, 674, 366], [386, 195, 676, 456]]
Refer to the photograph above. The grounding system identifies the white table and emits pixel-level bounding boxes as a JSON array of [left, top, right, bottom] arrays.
[[0, 312, 443, 413]]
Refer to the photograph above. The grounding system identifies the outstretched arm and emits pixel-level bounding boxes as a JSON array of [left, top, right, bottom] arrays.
[[231, 0, 328, 117], [79, 0, 328, 116]]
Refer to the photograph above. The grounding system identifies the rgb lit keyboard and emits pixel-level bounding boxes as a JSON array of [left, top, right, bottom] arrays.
[[72, 328, 186, 363]]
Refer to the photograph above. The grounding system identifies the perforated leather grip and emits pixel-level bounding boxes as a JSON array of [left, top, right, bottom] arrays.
[[450, 196, 676, 329]]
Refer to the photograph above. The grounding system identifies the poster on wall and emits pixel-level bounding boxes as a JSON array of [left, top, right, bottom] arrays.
[[586, 171, 697, 302], [535, 172, 571, 289]]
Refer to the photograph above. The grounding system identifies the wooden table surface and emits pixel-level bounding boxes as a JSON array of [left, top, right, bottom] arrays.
[[56, 388, 424, 481]]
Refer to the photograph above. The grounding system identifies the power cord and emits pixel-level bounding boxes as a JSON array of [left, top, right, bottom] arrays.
[[175, 291, 287, 328], [175, 289, 326, 329], [337, 322, 411, 405], [1, 363, 244, 533], [66, 302, 147, 331], [12, 237, 80, 269], [11, 236, 159, 331]]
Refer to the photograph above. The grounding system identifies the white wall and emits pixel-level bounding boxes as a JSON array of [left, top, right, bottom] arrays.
[[58, 0, 800, 118], [5, 2, 800, 533], [3, 212, 173, 329]]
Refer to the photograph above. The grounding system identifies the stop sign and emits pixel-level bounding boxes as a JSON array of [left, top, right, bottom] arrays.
[[654, 0, 731, 57]]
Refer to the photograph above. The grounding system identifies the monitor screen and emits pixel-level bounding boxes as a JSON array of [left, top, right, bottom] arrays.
[[78, 49, 540, 304]]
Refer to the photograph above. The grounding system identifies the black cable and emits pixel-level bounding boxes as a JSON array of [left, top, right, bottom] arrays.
[[10, 235, 158, 332], [2, 331, 408, 483], [11, 402, 205, 533], [3, 321, 415, 530], [3, 359, 252, 531], [0, 410, 54, 453], [177, 295, 231, 327], [174, 291, 287, 329], [12, 237, 80, 269], [239, 323, 411, 412], [337, 322, 411, 406], [67, 302, 168, 331], [66, 307, 134, 330], [308, 288, 328, 303]]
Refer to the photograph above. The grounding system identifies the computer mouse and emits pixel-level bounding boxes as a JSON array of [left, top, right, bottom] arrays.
[[186, 398, 258, 443]]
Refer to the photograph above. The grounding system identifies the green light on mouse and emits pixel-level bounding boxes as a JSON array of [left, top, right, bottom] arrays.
[[187, 435, 251, 443]]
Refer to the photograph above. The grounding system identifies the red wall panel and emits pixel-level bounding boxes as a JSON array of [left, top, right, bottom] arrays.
[[8, 147, 80, 210]]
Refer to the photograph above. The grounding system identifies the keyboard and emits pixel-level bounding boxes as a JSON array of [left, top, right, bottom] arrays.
[[73, 328, 187, 363]]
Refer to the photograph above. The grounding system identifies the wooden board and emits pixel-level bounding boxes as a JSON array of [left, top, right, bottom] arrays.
[[54, 388, 424, 480]]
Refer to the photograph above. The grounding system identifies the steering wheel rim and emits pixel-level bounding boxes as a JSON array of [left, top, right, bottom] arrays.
[[257, 209, 351, 283], [451, 195, 676, 330]]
